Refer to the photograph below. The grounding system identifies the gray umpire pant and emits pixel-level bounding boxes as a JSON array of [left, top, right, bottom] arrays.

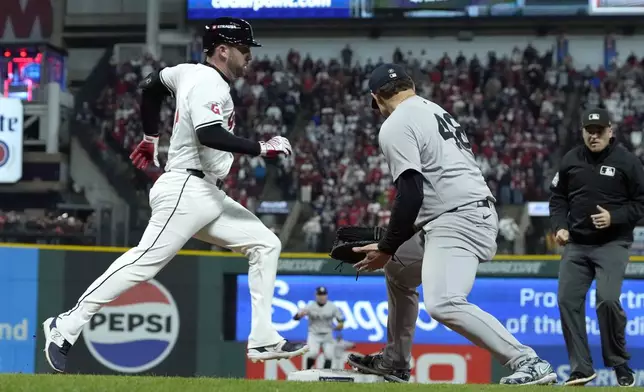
[[557, 241, 631, 375], [381, 202, 537, 371]]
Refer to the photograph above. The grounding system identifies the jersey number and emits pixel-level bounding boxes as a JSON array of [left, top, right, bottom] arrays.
[[435, 113, 472, 151]]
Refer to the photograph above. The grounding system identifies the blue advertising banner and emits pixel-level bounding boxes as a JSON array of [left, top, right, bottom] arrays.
[[0, 247, 39, 373], [236, 275, 644, 348], [186, 0, 354, 20], [542, 345, 644, 387]]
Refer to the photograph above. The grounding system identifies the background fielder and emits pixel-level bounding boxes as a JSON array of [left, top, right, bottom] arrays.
[[294, 286, 345, 369], [347, 64, 556, 385], [41, 17, 308, 373]]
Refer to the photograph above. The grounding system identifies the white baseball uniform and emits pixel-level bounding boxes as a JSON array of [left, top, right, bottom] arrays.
[[55, 63, 284, 350]]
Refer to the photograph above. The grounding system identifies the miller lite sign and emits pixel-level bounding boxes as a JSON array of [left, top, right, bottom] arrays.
[[0, 97, 23, 183]]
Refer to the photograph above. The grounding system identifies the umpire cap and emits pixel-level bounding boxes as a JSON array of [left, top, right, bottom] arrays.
[[202, 17, 261, 54], [581, 107, 611, 129]]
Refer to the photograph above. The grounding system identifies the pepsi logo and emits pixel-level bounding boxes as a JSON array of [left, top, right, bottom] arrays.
[[0, 141, 10, 167], [83, 279, 180, 373]]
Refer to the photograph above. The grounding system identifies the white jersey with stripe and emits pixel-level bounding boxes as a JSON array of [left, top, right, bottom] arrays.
[[159, 63, 236, 182]]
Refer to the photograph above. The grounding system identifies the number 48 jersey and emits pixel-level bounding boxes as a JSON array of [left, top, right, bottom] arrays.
[[378, 95, 494, 227]]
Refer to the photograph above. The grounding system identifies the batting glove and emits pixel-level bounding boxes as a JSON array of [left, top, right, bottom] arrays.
[[130, 135, 160, 170], [259, 136, 292, 158]]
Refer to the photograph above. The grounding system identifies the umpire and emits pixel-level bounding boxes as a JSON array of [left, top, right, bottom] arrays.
[[549, 107, 644, 387]]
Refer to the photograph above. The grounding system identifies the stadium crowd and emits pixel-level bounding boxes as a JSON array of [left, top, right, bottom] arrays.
[[580, 53, 644, 157], [0, 209, 97, 245], [6, 42, 644, 251]]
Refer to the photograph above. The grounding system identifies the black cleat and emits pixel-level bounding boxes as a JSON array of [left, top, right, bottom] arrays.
[[564, 371, 597, 386], [42, 317, 72, 373], [614, 363, 636, 387], [347, 353, 410, 383]]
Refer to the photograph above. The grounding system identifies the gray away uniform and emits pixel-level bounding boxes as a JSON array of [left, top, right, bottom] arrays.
[[302, 301, 345, 364], [378, 95, 538, 371]]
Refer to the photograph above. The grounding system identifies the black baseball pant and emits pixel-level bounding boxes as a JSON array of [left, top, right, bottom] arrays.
[[557, 241, 631, 375]]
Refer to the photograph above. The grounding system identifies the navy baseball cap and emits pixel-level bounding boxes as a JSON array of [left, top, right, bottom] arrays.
[[581, 108, 611, 128], [316, 286, 328, 295], [369, 63, 411, 109]]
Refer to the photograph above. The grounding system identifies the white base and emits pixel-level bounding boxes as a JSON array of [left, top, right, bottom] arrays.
[[287, 369, 385, 383]]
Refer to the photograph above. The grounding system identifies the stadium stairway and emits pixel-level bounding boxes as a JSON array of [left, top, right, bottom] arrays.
[[258, 164, 282, 201], [281, 107, 315, 251], [72, 47, 152, 246], [256, 100, 313, 203], [70, 136, 130, 246]]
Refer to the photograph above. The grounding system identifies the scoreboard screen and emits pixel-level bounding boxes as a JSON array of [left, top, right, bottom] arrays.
[[0, 45, 66, 102]]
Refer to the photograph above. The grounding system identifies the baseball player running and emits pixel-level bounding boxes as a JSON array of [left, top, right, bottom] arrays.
[[294, 286, 345, 369], [346, 64, 556, 385], [42, 17, 308, 373]]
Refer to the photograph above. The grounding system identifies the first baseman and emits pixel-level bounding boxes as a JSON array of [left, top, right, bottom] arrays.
[[294, 286, 345, 369], [347, 64, 556, 385], [41, 17, 308, 373]]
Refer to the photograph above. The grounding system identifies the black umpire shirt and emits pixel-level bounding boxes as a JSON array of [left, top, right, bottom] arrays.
[[549, 139, 644, 245]]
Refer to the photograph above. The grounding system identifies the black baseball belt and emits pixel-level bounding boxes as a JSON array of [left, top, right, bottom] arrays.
[[184, 169, 224, 189]]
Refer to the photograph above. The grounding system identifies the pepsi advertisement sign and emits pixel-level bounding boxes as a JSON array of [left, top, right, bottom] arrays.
[[0, 248, 39, 374], [235, 275, 644, 348], [64, 252, 199, 375], [82, 280, 180, 373], [186, 0, 354, 20]]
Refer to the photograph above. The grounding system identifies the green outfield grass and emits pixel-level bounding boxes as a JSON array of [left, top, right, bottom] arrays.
[[0, 374, 634, 392]]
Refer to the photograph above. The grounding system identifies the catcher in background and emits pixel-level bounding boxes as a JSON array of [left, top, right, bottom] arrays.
[[332, 64, 556, 385], [294, 286, 345, 369]]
